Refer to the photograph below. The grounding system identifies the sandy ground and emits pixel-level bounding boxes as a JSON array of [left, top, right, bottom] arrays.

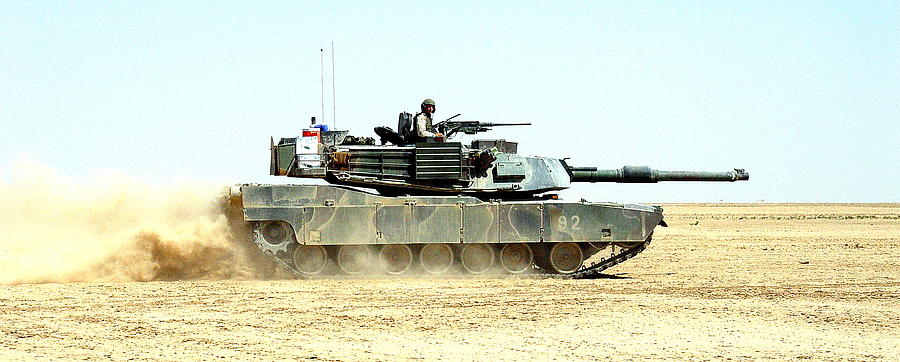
[[1, 203, 898, 361]]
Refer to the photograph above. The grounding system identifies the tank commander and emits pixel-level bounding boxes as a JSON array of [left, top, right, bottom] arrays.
[[414, 98, 444, 140]]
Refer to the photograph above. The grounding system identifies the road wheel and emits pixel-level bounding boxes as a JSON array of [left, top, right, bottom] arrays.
[[337, 245, 372, 275], [379, 244, 413, 274], [460, 244, 495, 274], [548, 242, 584, 274], [499, 243, 533, 274], [420, 244, 455, 274], [293, 245, 329, 275]]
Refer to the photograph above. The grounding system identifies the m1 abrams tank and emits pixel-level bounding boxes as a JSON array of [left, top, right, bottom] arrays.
[[229, 113, 749, 278]]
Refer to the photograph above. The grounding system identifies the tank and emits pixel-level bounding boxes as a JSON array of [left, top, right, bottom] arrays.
[[229, 114, 749, 278]]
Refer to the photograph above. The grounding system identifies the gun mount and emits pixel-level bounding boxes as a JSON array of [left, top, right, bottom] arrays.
[[234, 108, 749, 279]]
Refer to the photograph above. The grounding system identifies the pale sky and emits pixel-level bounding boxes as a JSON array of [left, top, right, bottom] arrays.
[[1, 1, 898, 202]]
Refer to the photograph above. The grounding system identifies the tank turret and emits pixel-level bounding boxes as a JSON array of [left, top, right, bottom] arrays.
[[269, 127, 748, 197], [233, 111, 749, 279]]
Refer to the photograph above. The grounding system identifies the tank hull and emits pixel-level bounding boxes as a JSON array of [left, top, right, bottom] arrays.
[[235, 184, 663, 277]]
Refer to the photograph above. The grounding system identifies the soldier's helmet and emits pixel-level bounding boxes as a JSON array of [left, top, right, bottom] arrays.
[[421, 98, 436, 112]]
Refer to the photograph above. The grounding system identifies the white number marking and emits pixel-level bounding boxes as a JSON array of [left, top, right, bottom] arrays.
[[557, 215, 581, 230]]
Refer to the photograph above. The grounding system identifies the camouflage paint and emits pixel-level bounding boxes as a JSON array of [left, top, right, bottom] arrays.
[[240, 184, 663, 246]]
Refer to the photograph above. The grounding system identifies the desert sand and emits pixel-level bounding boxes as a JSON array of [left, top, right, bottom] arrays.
[[1, 203, 897, 360]]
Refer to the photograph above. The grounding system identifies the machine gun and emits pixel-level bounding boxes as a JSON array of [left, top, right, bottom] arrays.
[[435, 117, 531, 138]]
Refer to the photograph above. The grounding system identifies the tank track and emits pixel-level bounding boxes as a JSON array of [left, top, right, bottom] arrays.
[[554, 236, 651, 279], [251, 223, 651, 279]]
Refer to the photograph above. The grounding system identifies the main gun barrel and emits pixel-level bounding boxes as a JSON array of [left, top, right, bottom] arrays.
[[569, 165, 749, 183]]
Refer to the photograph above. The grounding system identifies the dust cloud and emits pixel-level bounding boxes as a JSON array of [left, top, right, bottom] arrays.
[[0, 161, 276, 285]]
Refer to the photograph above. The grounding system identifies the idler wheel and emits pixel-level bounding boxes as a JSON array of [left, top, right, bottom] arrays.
[[548, 242, 584, 274], [379, 244, 413, 274], [419, 244, 455, 274], [292, 245, 329, 275], [337, 245, 372, 275], [460, 244, 495, 274], [499, 243, 533, 274]]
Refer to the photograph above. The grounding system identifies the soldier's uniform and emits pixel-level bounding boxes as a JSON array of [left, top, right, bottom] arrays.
[[414, 112, 437, 138]]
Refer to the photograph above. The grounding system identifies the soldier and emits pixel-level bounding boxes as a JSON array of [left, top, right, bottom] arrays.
[[414, 99, 444, 140]]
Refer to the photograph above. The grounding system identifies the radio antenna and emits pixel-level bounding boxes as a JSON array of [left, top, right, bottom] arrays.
[[331, 42, 336, 129], [320, 48, 325, 125]]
